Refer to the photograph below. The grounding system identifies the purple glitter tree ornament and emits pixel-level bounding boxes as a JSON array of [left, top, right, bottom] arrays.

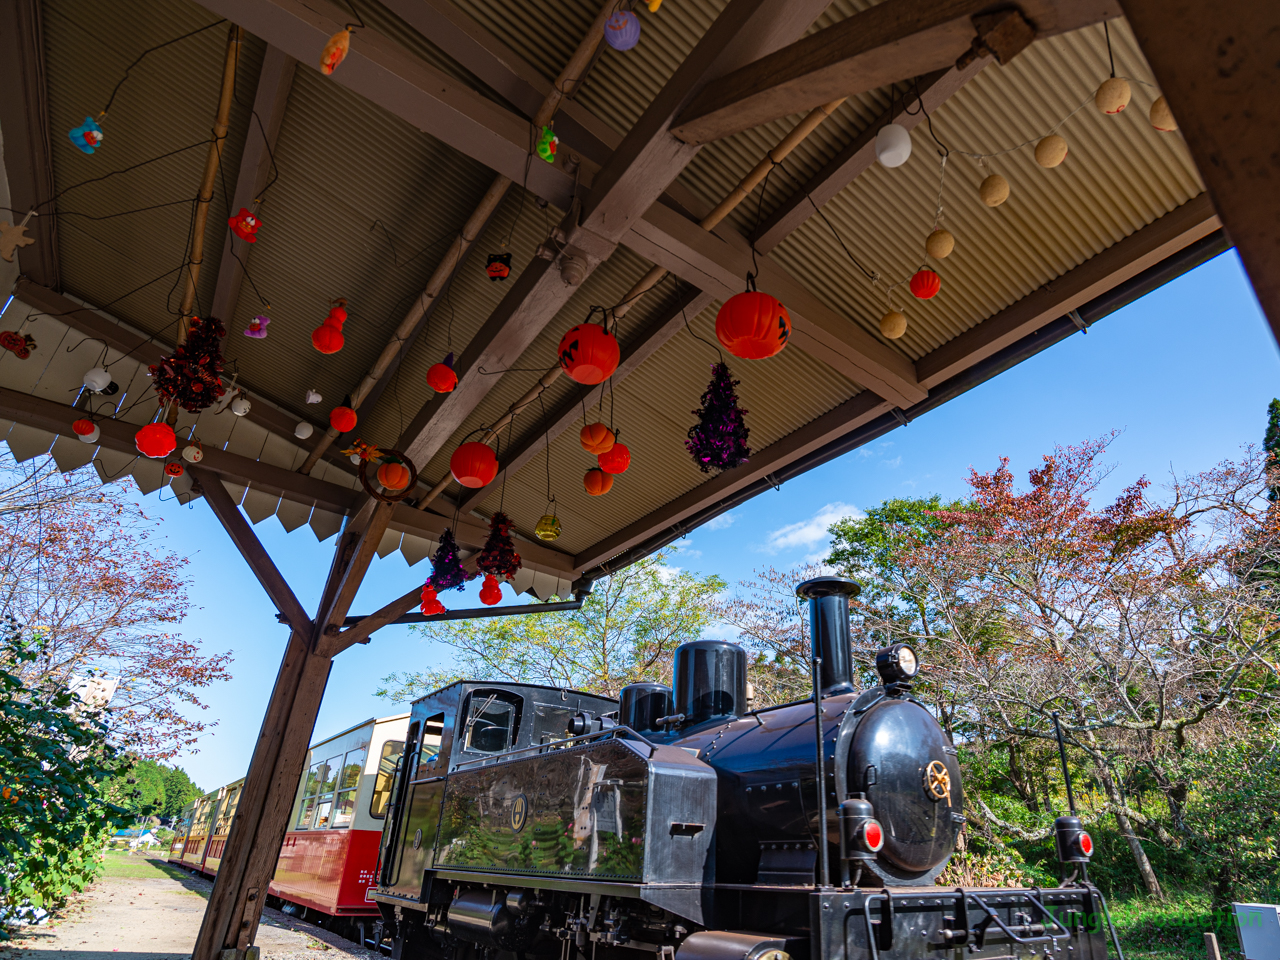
[[428, 527, 472, 591], [686, 362, 750, 473], [477, 511, 522, 581]]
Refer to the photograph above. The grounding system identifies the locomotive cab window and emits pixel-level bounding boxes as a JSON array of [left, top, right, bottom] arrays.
[[415, 714, 445, 778], [463, 691, 522, 754], [369, 740, 404, 819]]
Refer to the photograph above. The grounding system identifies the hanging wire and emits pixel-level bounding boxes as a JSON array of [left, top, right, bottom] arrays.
[[682, 305, 723, 362], [100, 20, 229, 117], [1103, 21, 1116, 79]]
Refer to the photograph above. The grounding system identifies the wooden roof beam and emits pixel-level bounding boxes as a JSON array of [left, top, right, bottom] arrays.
[[0, 0, 59, 289], [393, 0, 836, 474], [669, 0, 1120, 145], [1119, 0, 1280, 345], [208, 46, 297, 322], [750, 59, 990, 254]]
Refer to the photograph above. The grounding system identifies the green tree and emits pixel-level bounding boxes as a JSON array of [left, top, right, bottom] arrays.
[[161, 765, 202, 820], [1267, 398, 1280, 501], [0, 621, 131, 928], [378, 550, 724, 701], [107, 758, 166, 819]]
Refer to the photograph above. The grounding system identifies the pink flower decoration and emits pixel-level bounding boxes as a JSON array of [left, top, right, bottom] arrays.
[[244, 315, 270, 339]]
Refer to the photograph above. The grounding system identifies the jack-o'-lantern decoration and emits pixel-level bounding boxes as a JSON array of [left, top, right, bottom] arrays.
[[558, 323, 619, 385], [312, 299, 347, 354], [584, 467, 613, 496], [330, 405, 357, 433], [135, 422, 177, 459], [598, 442, 630, 475], [580, 422, 615, 455], [604, 9, 641, 51], [427, 353, 457, 393], [486, 253, 511, 281], [165, 461, 185, 478], [377, 460, 411, 491], [715, 286, 791, 359], [910, 269, 941, 300], [450, 441, 499, 488]]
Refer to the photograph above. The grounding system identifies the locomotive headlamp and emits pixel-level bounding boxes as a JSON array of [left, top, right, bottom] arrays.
[[1054, 815, 1094, 862], [875, 643, 919, 684], [839, 796, 884, 860]]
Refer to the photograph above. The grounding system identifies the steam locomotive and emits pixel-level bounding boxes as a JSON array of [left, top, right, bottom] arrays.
[[371, 577, 1116, 960]]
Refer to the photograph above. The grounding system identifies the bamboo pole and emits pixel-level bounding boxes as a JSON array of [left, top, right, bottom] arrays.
[[414, 99, 847, 511]]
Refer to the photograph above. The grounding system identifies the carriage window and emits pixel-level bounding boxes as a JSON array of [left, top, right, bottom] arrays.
[[313, 755, 341, 829], [415, 714, 446, 778], [465, 697, 517, 754], [332, 749, 365, 828], [296, 757, 335, 829], [215, 787, 240, 835], [369, 741, 403, 819]]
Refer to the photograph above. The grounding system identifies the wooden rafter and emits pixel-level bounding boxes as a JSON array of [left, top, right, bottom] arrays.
[[750, 59, 990, 254], [669, 0, 1119, 145], [1118, 0, 1280, 344], [0, 0, 59, 290], [208, 46, 297, 321]]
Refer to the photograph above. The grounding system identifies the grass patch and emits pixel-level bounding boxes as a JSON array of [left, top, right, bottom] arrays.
[[1109, 891, 1243, 960], [100, 852, 195, 882]]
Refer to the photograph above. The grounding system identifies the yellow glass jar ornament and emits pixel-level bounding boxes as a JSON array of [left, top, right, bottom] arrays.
[[535, 513, 562, 541]]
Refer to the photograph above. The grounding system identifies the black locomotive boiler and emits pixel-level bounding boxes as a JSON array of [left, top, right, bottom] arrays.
[[372, 577, 1115, 960]]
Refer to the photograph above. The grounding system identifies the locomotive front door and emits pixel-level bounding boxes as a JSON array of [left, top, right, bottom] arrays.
[[385, 779, 447, 901]]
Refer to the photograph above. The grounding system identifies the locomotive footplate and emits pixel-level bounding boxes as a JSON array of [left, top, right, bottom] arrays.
[[808, 886, 1110, 960]]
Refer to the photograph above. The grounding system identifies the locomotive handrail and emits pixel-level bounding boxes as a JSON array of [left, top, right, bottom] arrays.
[[966, 890, 1072, 948], [452, 725, 653, 769]]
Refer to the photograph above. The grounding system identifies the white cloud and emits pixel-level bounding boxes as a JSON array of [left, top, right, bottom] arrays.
[[761, 502, 862, 554], [705, 512, 737, 531], [882, 455, 902, 468]]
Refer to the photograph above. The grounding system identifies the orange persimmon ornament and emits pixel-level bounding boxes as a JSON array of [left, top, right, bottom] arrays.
[[377, 460, 411, 491], [715, 287, 791, 359], [558, 323, 619, 385], [329, 405, 357, 433], [426, 353, 457, 393], [584, 467, 613, 496], [450, 442, 498, 488], [579, 422, 615, 455]]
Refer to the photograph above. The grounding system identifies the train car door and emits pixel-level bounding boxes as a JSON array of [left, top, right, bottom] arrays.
[[382, 712, 447, 899]]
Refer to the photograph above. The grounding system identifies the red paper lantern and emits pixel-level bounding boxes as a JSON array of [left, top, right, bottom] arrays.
[[427, 362, 457, 393], [909, 269, 941, 300], [135, 422, 177, 459], [598, 442, 631, 475], [450, 442, 499, 488], [312, 324, 344, 354], [584, 467, 613, 496], [479, 573, 503, 606], [420, 584, 445, 616], [580, 422, 615, 455], [377, 461, 411, 491], [715, 291, 791, 359], [329, 406, 357, 433], [165, 462, 185, 478], [558, 324, 619, 385], [72, 418, 96, 437]]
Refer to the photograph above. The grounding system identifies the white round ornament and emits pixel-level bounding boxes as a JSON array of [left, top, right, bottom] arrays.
[[875, 123, 912, 168], [295, 422, 314, 440]]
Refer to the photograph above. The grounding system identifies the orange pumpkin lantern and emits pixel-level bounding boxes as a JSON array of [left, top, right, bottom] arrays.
[[598, 442, 630, 475], [558, 324, 619, 385], [910, 269, 941, 300], [377, 461, 411, 491], [329, 405, 357, 432], [135, 422, 177, 459], [426, 355, 457, 393], [450, 442, 499, 488], [580, 422, 615, 455], [584, 467, 613, 496], [479, 574, 503, 606], [715, 291, 791, 359]]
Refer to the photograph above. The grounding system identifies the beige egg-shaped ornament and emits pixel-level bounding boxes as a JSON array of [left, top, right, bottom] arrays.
[[1035, 134, 1069, 168], [979, 174, 1010, 207], [1149, 96, 1177, 132], [925, 229, 955, 259], [1094, 77, 1131, 115], [880, 310, 907, 340]]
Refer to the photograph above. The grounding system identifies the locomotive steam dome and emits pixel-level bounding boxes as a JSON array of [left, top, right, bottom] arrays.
[[673, 640, 748, 725], [848, 696, 964, 879]]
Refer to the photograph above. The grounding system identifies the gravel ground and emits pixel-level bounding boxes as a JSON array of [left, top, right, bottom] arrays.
[[2, 866, 383, 960]]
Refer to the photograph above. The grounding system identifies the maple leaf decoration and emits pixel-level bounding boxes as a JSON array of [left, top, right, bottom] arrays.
[[340, 439, 382, 462]]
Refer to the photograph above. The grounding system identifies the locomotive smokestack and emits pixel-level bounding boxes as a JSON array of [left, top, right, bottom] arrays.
[[795, 577, 860, 697]]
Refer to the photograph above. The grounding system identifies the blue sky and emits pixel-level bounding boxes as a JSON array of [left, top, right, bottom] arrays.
[[135, 249, 1276, 789]]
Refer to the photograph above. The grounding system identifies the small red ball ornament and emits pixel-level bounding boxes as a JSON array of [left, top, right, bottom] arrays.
[[580, 422, 615, 455], [479, 574, 503, 606], [584, 467, 613, 496], [426, 354, 457, 393], [598, 442, 630, 475], [135, 422, 177, 459], [450, 442, 499, 488], [715, 291, 791, 359], [165, 461, 185, 478], [329, 406, 357, 433], [910, 269, 941, 300], [558, 324, 619, 385], [420, 584, 445, 616], [377, 461, 411, 491]]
